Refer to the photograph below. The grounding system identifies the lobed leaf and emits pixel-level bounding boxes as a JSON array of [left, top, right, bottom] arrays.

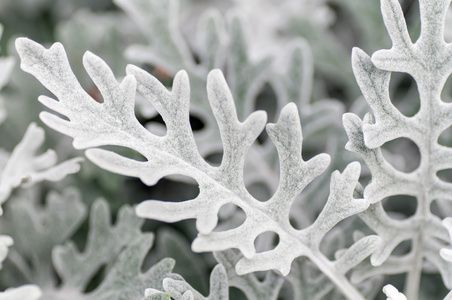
[[0, 123, 83, 213], [17, 37, 373, 299], [344, 1, 452, 297]]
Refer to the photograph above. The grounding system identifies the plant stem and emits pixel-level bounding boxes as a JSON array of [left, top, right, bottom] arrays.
[[404, 228, 423, 300], [309, 252, 365, 300]]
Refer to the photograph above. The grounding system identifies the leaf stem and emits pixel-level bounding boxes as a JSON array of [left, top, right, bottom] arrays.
[[309, 252, 365, 300], [405, 229, 423, 300]]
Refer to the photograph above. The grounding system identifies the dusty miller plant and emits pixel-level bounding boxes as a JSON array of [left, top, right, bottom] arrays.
[[1, 0, 452, 299]]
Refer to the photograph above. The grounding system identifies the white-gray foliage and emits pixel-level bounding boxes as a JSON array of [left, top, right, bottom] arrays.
[[344, 0, 452, 299], [1, 0, 452, 299], [15, 29, 390, 298], [0, 22, 82, 300], [0, 123, 83, 212]]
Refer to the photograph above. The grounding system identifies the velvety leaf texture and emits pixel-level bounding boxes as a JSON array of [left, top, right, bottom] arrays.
[[344, 0, 452, 299], [16, 36, 376, 299], [8, 0, 452, 299]]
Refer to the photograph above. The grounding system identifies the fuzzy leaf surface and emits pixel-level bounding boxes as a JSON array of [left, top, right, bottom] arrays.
[[344, 0, 452, 297], [17, 38, 376, 299]]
